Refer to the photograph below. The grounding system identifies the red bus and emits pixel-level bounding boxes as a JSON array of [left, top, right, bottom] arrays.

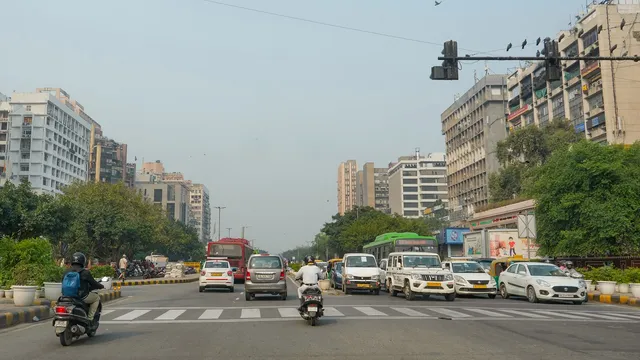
[[206, 238, 254, 282]]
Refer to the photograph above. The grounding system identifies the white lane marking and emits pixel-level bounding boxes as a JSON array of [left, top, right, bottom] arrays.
[[113, 310, 151, 321], [532, 310, 589, 320], [240, 309, 261, 318], [602, 312, 640, 320], [428, 308, 471, 318], [465, 308, 511, 317], [572, 312, 631, 320], [391, 307, 429, 317], [155, 310, 186, 320], [100, 309, 115, 315], [499, 309, 548, 318], [354, 306, 387, 316], [277, 308, 300, 318], [199, 309, 224, 319], [323, 307, 344, 317]]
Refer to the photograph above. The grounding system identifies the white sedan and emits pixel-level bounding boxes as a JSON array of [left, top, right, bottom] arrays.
[[499, 262, 587, 304], [199, 258, 235, 293]]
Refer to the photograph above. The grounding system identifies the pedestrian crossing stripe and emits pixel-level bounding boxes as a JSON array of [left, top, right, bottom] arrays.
[[98, 306, 640, 323]]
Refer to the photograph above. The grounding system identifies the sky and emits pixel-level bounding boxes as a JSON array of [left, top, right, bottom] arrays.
[[1, 0, 592, 253]]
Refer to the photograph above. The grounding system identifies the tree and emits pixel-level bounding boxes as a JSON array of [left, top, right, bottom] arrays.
[[489, 119, 582, 203], [0, 179, 46, 239], [526, 141, 640, 256]]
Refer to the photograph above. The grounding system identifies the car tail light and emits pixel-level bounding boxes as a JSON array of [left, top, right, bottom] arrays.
[[200, 270, 206, 276], [246, 270, 251, 280], [227, 270, 232, 276], [279, 270, 285, 280], [55, 306, 70, 314]]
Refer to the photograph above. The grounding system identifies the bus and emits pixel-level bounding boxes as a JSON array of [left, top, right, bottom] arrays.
[[206, 238, 254, 282], [362, 232, 438, 262]]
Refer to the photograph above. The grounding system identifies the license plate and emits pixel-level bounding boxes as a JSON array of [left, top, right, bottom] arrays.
[[307, 306, 318, 312], [257, 274, 271, 279], [356, 283, 370, 288], [427, 282, 440, 287], [211, 272, 222, 276], [55, 320, 68, 327], [473, 284, 487, 289], [558, 293, 574, 298]]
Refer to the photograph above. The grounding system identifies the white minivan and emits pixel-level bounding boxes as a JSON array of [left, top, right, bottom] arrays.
[[341, 253, 381, 295]]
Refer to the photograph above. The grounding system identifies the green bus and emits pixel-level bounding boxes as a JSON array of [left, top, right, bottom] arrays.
[[362, 232, 438, 261]]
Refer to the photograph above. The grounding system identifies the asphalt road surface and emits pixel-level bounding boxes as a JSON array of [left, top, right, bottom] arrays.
[[1, 277, 639, 360]]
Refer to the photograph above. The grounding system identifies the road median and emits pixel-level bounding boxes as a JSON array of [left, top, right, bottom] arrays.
[[114, 275, 198, 287], [588, 292, 640, 307]]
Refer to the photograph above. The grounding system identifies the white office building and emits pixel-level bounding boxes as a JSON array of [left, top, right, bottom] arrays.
[[388, 149, 448, 218], [6, 92, 91, 194], [0, 93, 10, 187]]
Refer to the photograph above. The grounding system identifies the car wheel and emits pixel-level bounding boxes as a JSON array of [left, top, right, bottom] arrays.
[[199, 286, 204, 293], [444, 293, 456, 302], [403, 281, 415, 301], [500, 283, 509, 299], [245, 292, 251, 301], [229, 287, 234, 293], [527, 286, 539, 303], [488, 294, 497, 299]]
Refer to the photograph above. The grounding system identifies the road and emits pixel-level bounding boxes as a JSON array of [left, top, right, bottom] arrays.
[[1, 277, 639, 359]]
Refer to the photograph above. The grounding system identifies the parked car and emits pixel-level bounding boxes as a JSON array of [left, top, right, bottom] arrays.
[[498, 262, 587, 304]]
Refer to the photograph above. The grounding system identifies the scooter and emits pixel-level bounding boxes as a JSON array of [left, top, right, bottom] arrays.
[[53, 277, 109, 346], [298, 286, 324, 326]]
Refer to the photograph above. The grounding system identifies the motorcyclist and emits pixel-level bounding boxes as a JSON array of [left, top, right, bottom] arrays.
[[295, 255, 325, 308], [564, 261, 582, 277], [63, 252, 104, 323]]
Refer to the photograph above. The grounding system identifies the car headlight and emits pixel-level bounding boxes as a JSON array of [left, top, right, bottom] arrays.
[[536, 279, 551, 287], [488, 278, 496, 285], [371, 275, 379, 280], [345, 274, 353, 279], [454, 275, 467, 284], [411, 274, 422, 280], [444, 274, 454, 281], [578, 280, 586, 288]]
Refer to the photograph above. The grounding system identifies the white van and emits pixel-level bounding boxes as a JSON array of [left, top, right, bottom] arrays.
[[385, 251, 455, 301], [341, 253, 381, 295]]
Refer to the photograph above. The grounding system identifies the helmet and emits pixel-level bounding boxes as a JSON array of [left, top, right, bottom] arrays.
[[565, 261, 574, 269], [71, 252, 87, 268], [303, 255, 315, 265]]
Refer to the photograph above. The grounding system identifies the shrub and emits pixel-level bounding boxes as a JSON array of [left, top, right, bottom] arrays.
[[290, 263, 302, 272], [43, 265, 65, 283], [579, 266, 640, 283], [90, 265, 115, 279]]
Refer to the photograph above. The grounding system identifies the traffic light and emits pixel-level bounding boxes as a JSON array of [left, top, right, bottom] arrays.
[[430, 40, 459, 80], [542, 38, 562, 82]]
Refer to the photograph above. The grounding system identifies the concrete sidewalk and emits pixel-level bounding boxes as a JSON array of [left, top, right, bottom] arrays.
[[588, 291, 640, 307], [0, 289, 122, 330], [114, 274, 198, 287]]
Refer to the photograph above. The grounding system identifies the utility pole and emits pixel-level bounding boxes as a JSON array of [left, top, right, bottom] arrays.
[[241, 225, 250, 239], [226, 227, 232, 238], [214, 206, 226, 240]]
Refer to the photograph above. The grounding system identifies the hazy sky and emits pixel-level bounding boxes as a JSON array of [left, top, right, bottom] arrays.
[[2, 0, 590, 253]]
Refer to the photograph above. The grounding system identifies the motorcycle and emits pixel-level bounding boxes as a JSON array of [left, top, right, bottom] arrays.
[[298, 286, 324, 326], [52, 277, 109, 346]]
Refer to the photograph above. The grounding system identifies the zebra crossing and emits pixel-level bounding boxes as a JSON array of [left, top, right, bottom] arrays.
[[98, 305, 640, 324]]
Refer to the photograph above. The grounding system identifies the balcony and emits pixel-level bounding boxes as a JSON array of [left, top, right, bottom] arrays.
[[507, 104, 531, 122], [581, 61, 600, 79]]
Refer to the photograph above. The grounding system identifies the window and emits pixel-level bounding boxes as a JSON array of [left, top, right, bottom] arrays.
[[26, 105, 31, 112], [166, 203, 175, 220], [552, 95, 565, 119], [20, 164, 30, 171], [23, 116, 32, 125], [249, 256, 282, 269], [346, 255, 376, 267], [0, 134, 5, 141], [153, 188, 162, 202], [204, 261, 230, 269], [0, 145, 5, 152], [582, 28, 598, 48], [167, 184, 175, 201]]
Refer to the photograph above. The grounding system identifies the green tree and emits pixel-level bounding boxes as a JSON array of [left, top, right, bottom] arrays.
[[489, 119, 582, 203], [526, 141, 640, 256], [0, 179, 46, 239]]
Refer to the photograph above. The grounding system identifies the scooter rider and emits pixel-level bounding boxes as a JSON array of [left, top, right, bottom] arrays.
[[295, 255, 325, 304], [64, 252, 104, 322]]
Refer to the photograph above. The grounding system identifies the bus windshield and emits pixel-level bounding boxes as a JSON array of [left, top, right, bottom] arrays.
[[210, 244, 242, 258], [403, 255, 440, 268]]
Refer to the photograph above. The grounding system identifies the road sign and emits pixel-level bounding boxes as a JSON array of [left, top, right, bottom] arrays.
[[517, 214, 537, 239]]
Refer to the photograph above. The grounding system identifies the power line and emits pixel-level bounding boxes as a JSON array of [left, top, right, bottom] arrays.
[[201, 0, 503, 56]]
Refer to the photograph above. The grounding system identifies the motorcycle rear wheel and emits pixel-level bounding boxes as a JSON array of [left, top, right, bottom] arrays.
[[59, 328, 73, 346]]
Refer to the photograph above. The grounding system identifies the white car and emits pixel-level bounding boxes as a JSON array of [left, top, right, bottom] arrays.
[[498, 262, 587, 304], [443, 260, 497, 299], [199, 258, 235, 293]]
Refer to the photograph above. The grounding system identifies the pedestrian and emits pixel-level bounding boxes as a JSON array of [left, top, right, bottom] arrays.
[[119, 254, 128, 280]]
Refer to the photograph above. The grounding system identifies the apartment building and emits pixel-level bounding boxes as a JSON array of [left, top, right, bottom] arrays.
[[90, 136, 128, 184], [190, 183, 212, 243], [0, 93, 9, 187], [507, 1, 640, 144], [441, 74, 509, 224], [125, 162, 136, 188], [337, 160, 358, 215], [6, 91, 91, 194], [388, 149, 448, 218], [141, 160, 164, 175], [135, 177, 191, 225], [355, 162, 390, 214]]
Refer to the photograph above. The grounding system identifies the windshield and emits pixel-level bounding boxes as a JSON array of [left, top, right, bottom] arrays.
[[249, 256, 282, 269], [346, 255, 377, 267], [476, 261, 492, 270], [211, 244, 242, 258], [451, 262, 485, 273], [335, 263, 342, 271], [403, 255, 440, 268], [316, 262, 328, 269], [204, 261, 229, 268], [527, 264, 566, 277]]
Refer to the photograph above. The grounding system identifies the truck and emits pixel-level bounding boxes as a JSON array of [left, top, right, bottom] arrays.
[[463, 229, 539, 259]]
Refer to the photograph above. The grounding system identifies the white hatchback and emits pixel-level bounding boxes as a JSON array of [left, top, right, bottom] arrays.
[[199, 259, 235, 293], [499, 262, 587, 304]]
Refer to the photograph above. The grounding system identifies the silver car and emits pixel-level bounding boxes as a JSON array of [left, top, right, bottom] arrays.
[[244, 254, 287, 301]]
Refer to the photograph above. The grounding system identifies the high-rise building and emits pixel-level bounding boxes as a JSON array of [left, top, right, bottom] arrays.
[[506, 1, 640, 144], [6, 91, 91, 194], [190, 183, 212, 243], [355, 162, 390, 214], [441, 74, 509, 224], [0, 93, 10, 187], [125, 163, 136, 188], [135, 176, 191, 225], [337, 160, 358, 215], [388, 149, 448, 218], [90, 136, 128, 184]]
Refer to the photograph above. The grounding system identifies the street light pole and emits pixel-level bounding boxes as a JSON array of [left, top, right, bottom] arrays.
[[241, 225, 250, 239], [214, 206, 226, 240], [226, 227, 232, 238]]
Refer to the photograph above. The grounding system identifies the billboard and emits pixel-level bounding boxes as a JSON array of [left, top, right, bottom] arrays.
[[487, 230, 539, 258], [444, 228, 469, 245], [463, 231, 484, 257]]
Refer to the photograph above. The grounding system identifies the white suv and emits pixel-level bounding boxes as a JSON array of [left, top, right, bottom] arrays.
[[385, 252, 455, 301]]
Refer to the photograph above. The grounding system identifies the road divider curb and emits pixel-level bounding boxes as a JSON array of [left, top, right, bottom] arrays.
[[588, 292, 640, 307], [114, 276, 198, 287]]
